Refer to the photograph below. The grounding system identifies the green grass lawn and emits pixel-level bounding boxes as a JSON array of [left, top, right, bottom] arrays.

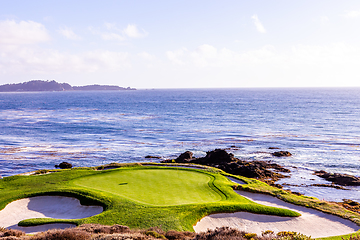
[[73, 168, 222, 206], [0, 165, 300, 231]]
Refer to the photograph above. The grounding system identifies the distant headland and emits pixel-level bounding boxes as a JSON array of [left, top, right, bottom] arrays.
[[0, 80, 136, 92]]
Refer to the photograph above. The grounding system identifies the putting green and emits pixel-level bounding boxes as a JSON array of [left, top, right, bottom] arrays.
[[73, 168, 222, 206]]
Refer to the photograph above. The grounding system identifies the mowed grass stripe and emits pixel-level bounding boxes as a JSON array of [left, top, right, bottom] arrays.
[[73, 168, 222, 206]]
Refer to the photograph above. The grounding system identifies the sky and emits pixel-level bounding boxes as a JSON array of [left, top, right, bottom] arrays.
[[1, 1, 360, 89]]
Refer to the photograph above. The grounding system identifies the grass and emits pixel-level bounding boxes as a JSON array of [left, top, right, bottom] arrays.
[[319, 233, 360, 240], [0, 165, 299, 231], [73, 168, 222, 206]]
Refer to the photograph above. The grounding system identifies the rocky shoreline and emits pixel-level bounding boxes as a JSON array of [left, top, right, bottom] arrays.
[[51, 148, 360, 213], [162, 149, 291, 187], [161, 149, 360, 209]]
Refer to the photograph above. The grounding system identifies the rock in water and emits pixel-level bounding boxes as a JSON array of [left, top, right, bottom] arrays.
[[145, 155, 162, 159], [314, 170, 360, 186], [165, 149, 290, 185], [55, 162, 73, 169], [272, 151, 292, 157], [194, 149, 236, 164], [175, 151, 194, 162]]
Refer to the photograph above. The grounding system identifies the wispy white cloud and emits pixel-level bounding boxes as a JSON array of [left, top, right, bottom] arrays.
[[0, 43, 131, 75], [0, 20, 50, 45], [101, 32, 126, 41], [251, 14, 266, 33], [166, 43, 360, 74], [166, 44, 276, 67], [57, 26, 81, 40], [89, 23, 147, 41], [88, 25, 125, 41], [342, 10, 360, 19], [123, 24, 148, 38], [166, 47, 188, 65], [164, 43, 360, 88]]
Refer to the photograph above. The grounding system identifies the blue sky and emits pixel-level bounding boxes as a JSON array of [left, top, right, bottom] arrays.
[[1, 1, 360, 88]]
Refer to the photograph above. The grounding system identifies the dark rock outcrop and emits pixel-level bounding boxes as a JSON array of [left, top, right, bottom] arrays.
[[145, 155, 162, 159], [314, 170, 360, 186], [192, 149, 236, 165], [272, 151, 292, 157], [175, 151, 194, 162], [164, 149, 290, 184], [55, 161, 73, 169]]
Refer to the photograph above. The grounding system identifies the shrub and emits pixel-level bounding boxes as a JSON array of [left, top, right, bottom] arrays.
[[30, 228, 91, 240], [165, 230, 195, 240], [110, 224, 130, 234], [2, 229, 25, 237], [262, 230, 274, 236], [276, 232, 313, 240], [245, 233, 257, 239], [98, 166, 105, 170], [277, 231, 296, 237], [195, 227, 247, 240], [145, 230, 166, 239], [344, 235, 360, 240], [77, 224, 129, 234], [34, 169, 49, 175], [93, 233, 148, 240], [287, 232, 313, 240]]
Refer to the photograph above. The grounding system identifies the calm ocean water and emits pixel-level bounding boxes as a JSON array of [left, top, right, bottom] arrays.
[[1, 88, 360, 202]]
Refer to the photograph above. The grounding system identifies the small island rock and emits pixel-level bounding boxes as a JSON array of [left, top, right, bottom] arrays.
[[55, 162, 73, 169], [145, 155, 162, 159], [315, 170, 360, 186], [272, 151, 292, 157]]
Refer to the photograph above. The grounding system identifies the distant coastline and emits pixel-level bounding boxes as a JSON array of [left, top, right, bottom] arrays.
[[0, 80, 136, 92]]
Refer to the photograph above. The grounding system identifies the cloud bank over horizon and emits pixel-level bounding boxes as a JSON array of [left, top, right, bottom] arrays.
[[1, 1, 360, 88]]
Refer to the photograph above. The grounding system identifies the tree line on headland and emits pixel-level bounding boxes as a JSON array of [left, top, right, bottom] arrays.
[[0, 80, 136, 92]]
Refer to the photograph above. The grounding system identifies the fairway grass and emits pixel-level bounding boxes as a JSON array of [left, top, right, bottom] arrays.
[[0, 165, 300, 231], [73, 168, 222, 206]]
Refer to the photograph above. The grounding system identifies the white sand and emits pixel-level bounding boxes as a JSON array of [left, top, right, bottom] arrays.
[[0, 196, 103, 233], [194, 190, 360, 238]]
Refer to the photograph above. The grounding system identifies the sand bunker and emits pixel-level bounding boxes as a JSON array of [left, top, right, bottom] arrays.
[[194, 190, 359, 238], [0, 196, 103, 233]]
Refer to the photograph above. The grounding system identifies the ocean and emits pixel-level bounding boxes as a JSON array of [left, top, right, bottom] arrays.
[[1, 88, 359, 202]]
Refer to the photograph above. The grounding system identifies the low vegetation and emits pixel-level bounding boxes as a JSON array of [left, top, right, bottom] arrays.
[[0, 224, 317, 240]]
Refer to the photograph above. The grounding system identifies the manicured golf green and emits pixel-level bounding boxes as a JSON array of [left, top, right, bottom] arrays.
[[0, 165, 302, 231], [73, 168, 222, 206]]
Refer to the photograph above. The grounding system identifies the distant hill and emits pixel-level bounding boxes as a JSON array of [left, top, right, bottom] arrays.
[[0, 80, 136, 92]]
